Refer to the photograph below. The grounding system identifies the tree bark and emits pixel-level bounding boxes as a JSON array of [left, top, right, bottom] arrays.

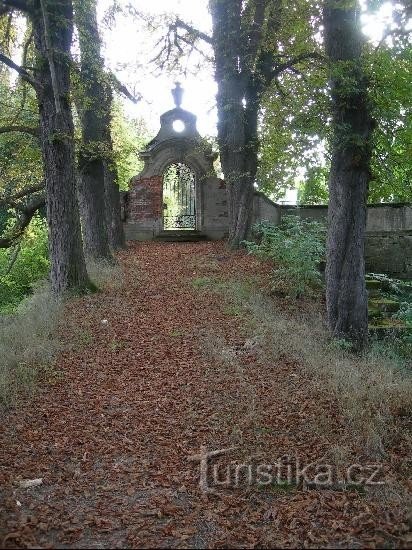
[[324, 0, 374, 350], [104, 148, 126, 249], [32, 0, 90, 294], [101, 84, 125, 249], [75, 0, 114, 260], [210, 0, 257, 248]]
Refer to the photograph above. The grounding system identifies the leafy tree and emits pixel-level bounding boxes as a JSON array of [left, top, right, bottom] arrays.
[[0, 0, 91, 293], [368, 43, 412, 202], [0, 214, 49, 312], [297, 167, 328, 204], [258, 2, 412, 206], [111, 100, 148, 190]]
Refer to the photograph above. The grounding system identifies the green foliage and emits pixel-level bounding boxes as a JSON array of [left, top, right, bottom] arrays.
[[0, 78, 42, 199], [258, 4, 412, 205], [0, 216, 49, 313], [366, 273, 412, 359], [368, 45, 412, 202], [111, 99, 149, 190], [258, 59, 330, 202], [297, 167, 329, 204], [244, 216, 326, 298]]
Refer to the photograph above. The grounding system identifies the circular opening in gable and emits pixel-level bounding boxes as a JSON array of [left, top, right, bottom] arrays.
[[173, 119, 185, 133]]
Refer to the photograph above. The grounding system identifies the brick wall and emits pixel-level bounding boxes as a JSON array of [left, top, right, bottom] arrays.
[[128, 176, 163, 223]]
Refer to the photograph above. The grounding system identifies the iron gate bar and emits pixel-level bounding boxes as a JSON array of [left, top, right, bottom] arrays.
[[162, 163, 196, 230]]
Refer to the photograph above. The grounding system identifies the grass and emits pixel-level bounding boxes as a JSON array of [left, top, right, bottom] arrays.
[[0, 256, 126, 408], [0, 283, 62, 408], [86, 257, 125, 291], [199, 274, 412, 460]]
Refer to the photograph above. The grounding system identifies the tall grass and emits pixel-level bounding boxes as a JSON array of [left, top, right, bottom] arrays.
[[203, 278, 412, 459], [0, 284, 62, 408]]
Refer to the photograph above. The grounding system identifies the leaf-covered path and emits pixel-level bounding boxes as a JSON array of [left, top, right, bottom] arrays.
[[0, 242, 409, 548]]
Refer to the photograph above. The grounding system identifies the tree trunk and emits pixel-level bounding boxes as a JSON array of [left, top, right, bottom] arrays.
[[32, 0, 90, 294], [104, 155, 126, 249], [75, 0, 114, 261], [324, 0, 374, 350], [102, 86, 126, 249], [210, 0, 258, 249]]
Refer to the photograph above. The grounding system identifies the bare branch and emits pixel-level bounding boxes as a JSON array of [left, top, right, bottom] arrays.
[[0, 51, 40, 88], [108, 72, 141, 103], [173, 18, 213, 45]]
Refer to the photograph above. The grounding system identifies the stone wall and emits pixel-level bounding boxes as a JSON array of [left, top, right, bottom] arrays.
[[124, 175, 163, 240], [201, 177, 229, 239], [252, 195, 412, 279]]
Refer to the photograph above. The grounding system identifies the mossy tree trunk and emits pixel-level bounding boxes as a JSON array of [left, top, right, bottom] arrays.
[[75, 0, 115, 260], [74, 0, 124, 254], [32, 0, 91, 293], [324, 0, 374, 350]]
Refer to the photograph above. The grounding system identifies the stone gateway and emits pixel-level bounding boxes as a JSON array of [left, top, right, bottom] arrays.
[[123, 84, 229, 241], [121, 84, 411, 279]]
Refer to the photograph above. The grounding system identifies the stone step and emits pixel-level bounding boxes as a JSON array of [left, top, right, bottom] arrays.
[[155, 231, 209, 242]]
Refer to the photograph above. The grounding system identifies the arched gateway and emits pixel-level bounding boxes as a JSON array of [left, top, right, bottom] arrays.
[[124, 83, 229, 240]]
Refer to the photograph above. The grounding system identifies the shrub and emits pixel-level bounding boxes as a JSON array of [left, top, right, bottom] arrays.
[[0, 215, 49, 312], [244, 216, 326, 298]]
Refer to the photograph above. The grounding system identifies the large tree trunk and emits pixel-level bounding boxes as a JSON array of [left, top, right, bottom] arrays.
[[324, 0, 374, 350], [32, 0, 90, 294], [101, 85, 126, 249], [210, 0, 258, 249], [75, 0, 114, 260]]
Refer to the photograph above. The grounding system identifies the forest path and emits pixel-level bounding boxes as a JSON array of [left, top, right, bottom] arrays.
[[0, 242, 407, 548]]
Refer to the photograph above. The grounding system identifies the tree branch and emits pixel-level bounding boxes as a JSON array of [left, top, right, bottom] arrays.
[[0, 51, 40, 89], [0, 183, 45, 207], [173, 18, 213, 45], [0, 194, 45, 249], [374, 28, 412, 52], [272, 51, 324, 78], [4, 243, 20, 274], [0, 125, 40, 137], [108, 72, 141, 103]]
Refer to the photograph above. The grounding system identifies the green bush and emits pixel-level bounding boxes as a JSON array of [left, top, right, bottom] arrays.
[[244, 216, 326, 298], [0, 215, 49, 312]]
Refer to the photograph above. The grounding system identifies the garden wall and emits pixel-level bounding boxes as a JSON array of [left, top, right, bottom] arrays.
[[253, 194, 412, 279]]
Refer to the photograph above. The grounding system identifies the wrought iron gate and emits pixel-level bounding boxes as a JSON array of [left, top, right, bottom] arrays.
[[162, 163, 196, 230]]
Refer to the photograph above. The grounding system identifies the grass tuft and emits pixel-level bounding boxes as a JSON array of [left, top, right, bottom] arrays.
[[0, 283, 62, 408]]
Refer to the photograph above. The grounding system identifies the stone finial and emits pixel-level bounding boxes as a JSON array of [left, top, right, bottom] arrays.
[[172, 82, 183, 108]]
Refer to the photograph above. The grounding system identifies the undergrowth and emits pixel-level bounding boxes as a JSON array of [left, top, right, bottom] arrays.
[[0, 215, 49, 313], [244, 216, 325, 298], [0, 254, 124, 408], [198, 275, 412, 460], [0, 284, 62, 408]]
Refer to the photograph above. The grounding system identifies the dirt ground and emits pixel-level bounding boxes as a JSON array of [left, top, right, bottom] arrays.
[[0, 241, 410, 548]]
